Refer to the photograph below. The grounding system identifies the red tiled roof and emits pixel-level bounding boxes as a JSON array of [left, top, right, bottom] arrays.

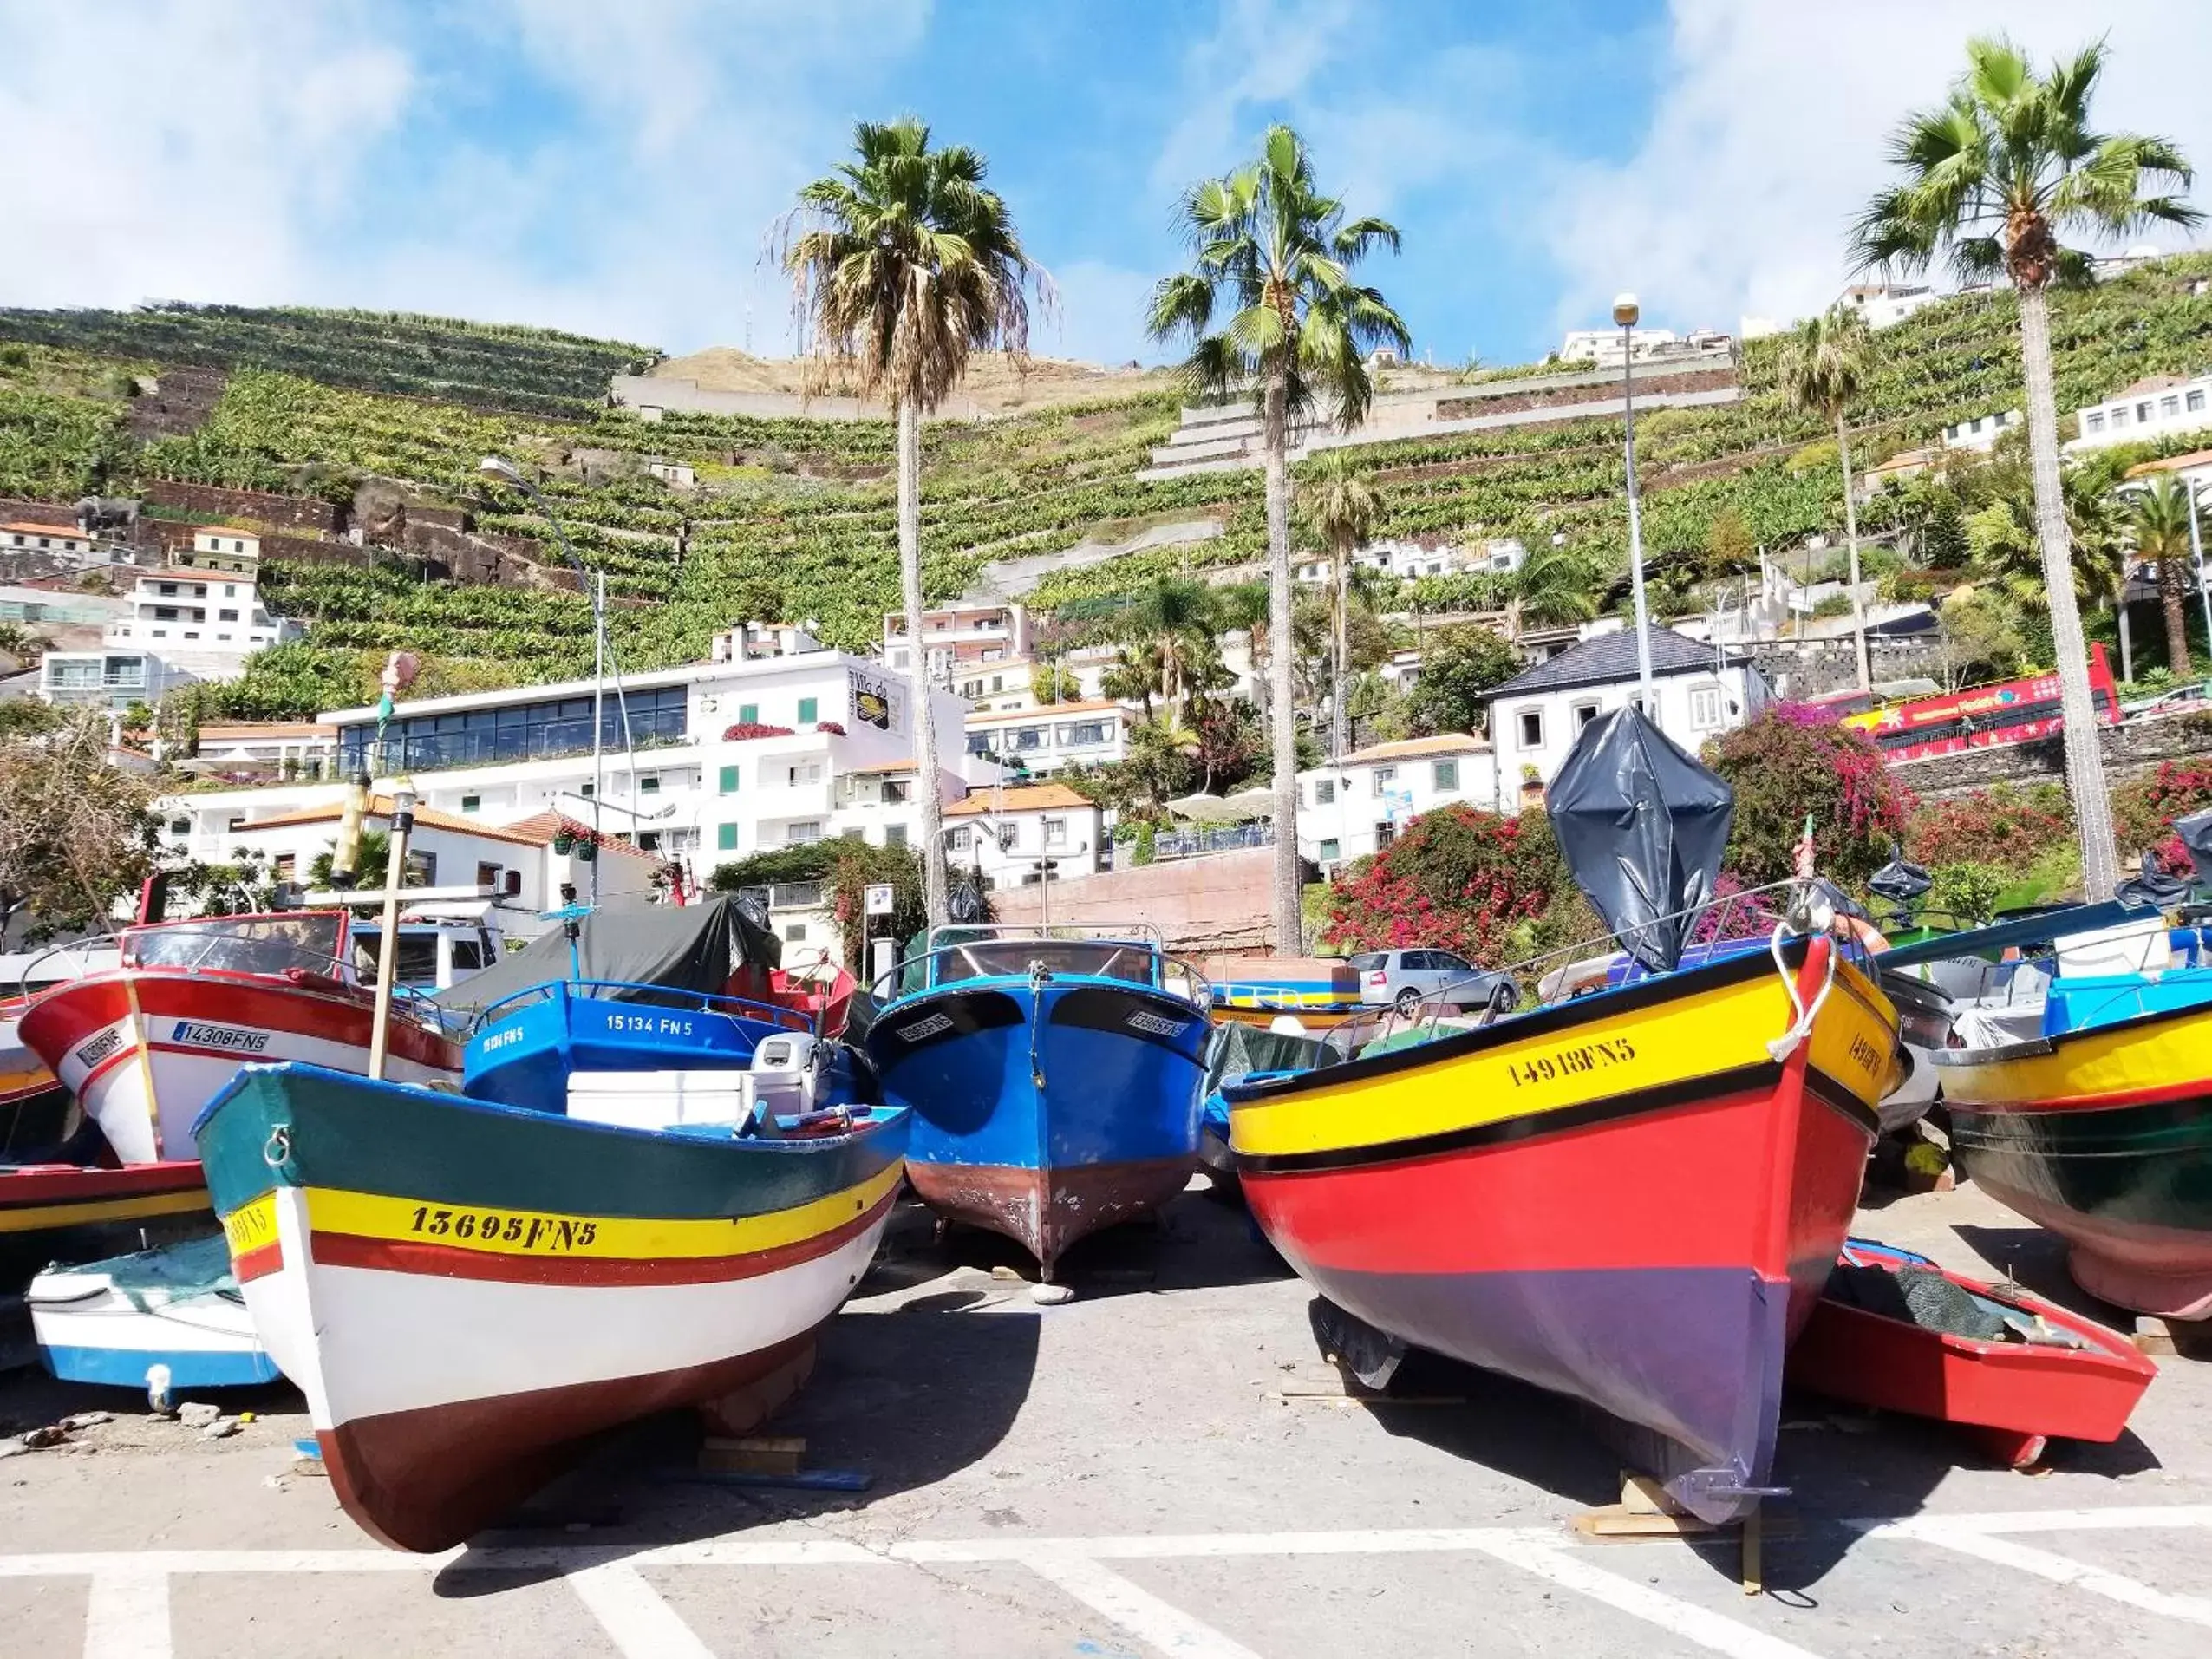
[[943, 783, 1096, 817], [0, 521, 87, 539]]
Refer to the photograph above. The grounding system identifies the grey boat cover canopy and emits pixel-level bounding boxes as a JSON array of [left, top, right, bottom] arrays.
[[1547, 705, 1735, 975], [432, 894, 781, 1016], [2174, 807, 2212, 888]]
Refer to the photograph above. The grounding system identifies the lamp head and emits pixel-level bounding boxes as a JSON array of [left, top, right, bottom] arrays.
[[1612, 293, 1641, 329], [476, 455, 527, 488]]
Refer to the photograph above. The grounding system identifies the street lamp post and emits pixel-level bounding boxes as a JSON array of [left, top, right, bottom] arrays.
[[2187, 476, 2212, 668], [1615, 293, 1654, 708]]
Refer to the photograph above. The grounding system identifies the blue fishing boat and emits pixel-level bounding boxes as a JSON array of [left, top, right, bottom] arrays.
[[862, 926, 1210, 1279]]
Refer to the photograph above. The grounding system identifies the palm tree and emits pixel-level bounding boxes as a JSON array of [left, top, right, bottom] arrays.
[[1512, 537, 1600, 630], [1300, 451, 1380, 760], [781, 117, 1048, 926], [1778, 307, 1875, 691], [1120, 577, 1217, 721], [1147, 123, 1409, 952], [1851, 36, 2198, 899], [2121, 474, 2202, 677]]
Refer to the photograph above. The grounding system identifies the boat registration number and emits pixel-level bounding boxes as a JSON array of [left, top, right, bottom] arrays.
[[605, 1013, 695, 1036], [1846, 1034, 1885, 1079], [1504, 1035, 1637, 1089], [408, 1206, 600, 1251], [173, 1022, 271, 1053], [224, 1195, 276, 1254]]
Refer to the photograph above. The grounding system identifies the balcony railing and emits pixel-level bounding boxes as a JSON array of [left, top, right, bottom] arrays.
[[732, 881, 826, 913], [341, 714, 689, 776], [1153, 823, 1275, 860]]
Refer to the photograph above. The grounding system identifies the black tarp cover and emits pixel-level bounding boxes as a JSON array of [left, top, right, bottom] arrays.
[[2174, 807, 2212, 888], [1547, 706, 1734, 975], [1868, 848, 1933, 908], [432, 895, 781, 1016]]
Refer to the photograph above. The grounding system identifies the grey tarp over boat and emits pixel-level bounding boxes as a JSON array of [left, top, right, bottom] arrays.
[[1547, 706, 1734, 976], [431, 895, 781, 1016]]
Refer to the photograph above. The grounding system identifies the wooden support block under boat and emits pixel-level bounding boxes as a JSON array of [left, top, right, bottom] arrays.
[[2132, 1316, 2212, 1361], [701, 1435, 806, 1476]]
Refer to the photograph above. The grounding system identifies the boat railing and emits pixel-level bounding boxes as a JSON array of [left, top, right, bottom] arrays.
[[467, 978, 819, 1039], [1356, 877, 1830, 1055], [15, 930, 457, 1029], [919, 920, 1169, 954], [870, 938, 1214, 1012]]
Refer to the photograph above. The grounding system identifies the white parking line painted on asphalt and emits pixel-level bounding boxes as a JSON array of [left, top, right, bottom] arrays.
[[1460, 1532, 1825, 1659], [1859, 1519, 2212, 1629], [1021, 1550, 1267, 1659], [82, 1569, 170, 1659], [565, 1561, 718, 1659], [1859, 1505, 2212, 1536]]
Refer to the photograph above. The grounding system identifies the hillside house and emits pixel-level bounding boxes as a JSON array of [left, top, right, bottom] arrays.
[[943, 781, 1107, 891], [1295, 733, 1496, 870], [2072, 372, 2212, 452]]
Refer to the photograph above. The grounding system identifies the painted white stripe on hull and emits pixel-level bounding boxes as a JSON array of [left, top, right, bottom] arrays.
[[30, 1299, 260, 1358], [251, 1192, 888, 1428]]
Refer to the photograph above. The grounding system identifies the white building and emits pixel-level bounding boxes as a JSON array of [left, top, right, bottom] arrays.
[[943, 782, 1107, 892], [1482, 626, 1770, 812], [952, 658, 1042, 714], [186, 722, 339, 782], [962, 699, 1131, 779], [883, 601, 1033, 686], [1560, 327, 1678, 368], [1837, 283, 1940, 330], [1941, 408, 2020, 453], [2072, 372, 2212, 452], [1296, 734, 1497, 870], [1297, 537, 1525, 586], [643, 459, 696, 488], [0, 520, 96, 560]]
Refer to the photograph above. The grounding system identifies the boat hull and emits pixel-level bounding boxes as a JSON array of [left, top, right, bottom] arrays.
[[195, 1063, 907, 1551], [30, 1236, 277, 1392], [866, 977, 1207, 1275], [1940, 1004, 2212, 1319], [1787, 1243, 2156, 1468], [23, 970, 460, 1165], [1230, 937, 1894, 1524], [0, 1160, 210, 1266]]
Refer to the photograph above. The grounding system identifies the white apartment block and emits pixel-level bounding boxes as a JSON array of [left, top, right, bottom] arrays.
[[1560, 327, 1678, 367], [1941, 408, 2020, 452], [2072, 372, 2212, 452], [1483, 626, 1769, 812], [962, 699, 1131, 779], [883, 601, 1032, 684], [1296, 537, 1526, 586], [1296, 734, 1497, 870], [1837, 283, 1940, 330], [0, 520, 96, 560], [951, 657, 1041, 714], [186, 722, 339, 781]]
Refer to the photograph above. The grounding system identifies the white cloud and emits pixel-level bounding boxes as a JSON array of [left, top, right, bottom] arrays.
[[1538, 0, 2212, 338], [1147, 0, 1355, 198]]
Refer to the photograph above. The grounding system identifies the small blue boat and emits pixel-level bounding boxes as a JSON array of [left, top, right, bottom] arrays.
[[29, 1234, 279, 1400], [862, 927, 1210, 1278]]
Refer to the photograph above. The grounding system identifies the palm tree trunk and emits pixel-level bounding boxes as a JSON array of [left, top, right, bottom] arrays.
[[2018, 284, 2120, 901], [897, 396, 948, 928], [2160, 558, 2194, 678], [1331, 532, 1349, 760], [1835, 411, 1869, 694], [1263, 371, 1302, 952]]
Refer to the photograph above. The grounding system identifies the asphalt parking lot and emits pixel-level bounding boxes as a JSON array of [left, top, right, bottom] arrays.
[[3, 1178, 2209, 1657]]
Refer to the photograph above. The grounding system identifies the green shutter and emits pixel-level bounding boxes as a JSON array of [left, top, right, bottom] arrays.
[[719, 765, 739, 793], [738, 702, 758, 724], [798, 697, 818, 724], [717, 823, 738, 851]]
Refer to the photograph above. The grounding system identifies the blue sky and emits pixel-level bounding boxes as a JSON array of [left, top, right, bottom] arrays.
[[2, 1, 2205, 368]]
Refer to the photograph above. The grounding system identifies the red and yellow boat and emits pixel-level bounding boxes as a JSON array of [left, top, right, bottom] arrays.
[[1227, 931, 1896, 1525]]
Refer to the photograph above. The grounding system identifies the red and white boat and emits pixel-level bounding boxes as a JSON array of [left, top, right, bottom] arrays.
[[20, 911, 463, 1166]]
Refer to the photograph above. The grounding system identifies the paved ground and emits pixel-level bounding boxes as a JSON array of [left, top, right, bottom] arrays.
[[3, 1177, 2209, 1657]]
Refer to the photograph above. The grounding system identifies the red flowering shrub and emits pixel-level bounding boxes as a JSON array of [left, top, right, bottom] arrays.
[[1706, 709, 1912, 886], [721, 722, 795, 741], [2113, 759, 2212, 874], [1908, 782, 2074, 874], [1322, 806, 1559, 966], [814, 721, 846, 735]]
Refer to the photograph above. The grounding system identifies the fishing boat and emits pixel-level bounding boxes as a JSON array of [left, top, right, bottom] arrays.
[[1203, 957, 1366, 1031], [1228, 709, 1899, 1524], [863, 924, 1210, 1281], [29, 1233, 277, 1397], [0, 1159, 209, 1266], [0, 942, 118, 1156], [194, 1061, 907, 1551], [20, 910, 465, 1166], [1787, 1238, 2157, 1470]]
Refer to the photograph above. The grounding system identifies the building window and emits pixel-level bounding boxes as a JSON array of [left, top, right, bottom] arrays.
[[1372, 765, 1396, 797], [997, 823, 1019, 851], [737, 702, 759, 724], [788, 760, 823, 786], [1376, 821, 1396, 848], [1043, 818, 1067, 848], [2189, 389, 2207, 414], [1069, 721, 1106, 745], [788, 821, 824, 844], [1518, 709, 1544, 748], [717, 823, 738, 852], [168, 817, 191, 836], [475, 862, 500, 889], [885, 824, 908, 847], [2162, 396, 2181, 418], [884, 778, 910, 804], [1319, 838, 1340, 860], [716, 764, 738, 794], [785, 924, 807, 944], [2086, 411, 2105, 433], [218, 608, 238, 622], [1690, 686, 1725, 729], [1314, 778, 1336, 806], [460, 794, 480, 813], [2112, 407, 2130, 428], [947, 826, 971, 852], [640, 775, 660, 794], [798, 696, 819, 724], [1432, 760, 1458, 791], [1573, 701, 1600, 730], [2138, 402, 2153, 421]]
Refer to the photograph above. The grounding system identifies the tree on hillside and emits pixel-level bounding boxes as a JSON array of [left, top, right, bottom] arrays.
[[1511, 536, 1600, 629], [1147, 122, 1410, 952], [1301, 451, 1381, 760], [1119, 577, 1218, 722], [1851, 35, 2199, 900], [1778, 306, 1874, 692], [2119, 474, 2202, 678], [1405, 624, 1523, 741], [781, 116, 1050, 928], [0, 712, 159, 943]]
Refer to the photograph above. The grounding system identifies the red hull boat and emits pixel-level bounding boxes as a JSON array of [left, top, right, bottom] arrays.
[[1787, 1240, 2157, 1470]]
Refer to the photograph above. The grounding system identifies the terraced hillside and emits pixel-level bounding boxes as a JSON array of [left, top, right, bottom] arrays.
[[2, 265, 2210, 716]]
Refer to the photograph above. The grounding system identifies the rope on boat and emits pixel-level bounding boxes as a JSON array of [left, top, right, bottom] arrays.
[[1028, 961, 1050, 1092], [1765, 922, 1837, 1062]]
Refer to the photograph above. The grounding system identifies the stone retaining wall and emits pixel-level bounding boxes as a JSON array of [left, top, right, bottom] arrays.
[[1892, 709, 2212, 800]]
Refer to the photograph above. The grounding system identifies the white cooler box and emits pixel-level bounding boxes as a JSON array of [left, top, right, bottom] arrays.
[[566, 1067, 806, 1132]]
